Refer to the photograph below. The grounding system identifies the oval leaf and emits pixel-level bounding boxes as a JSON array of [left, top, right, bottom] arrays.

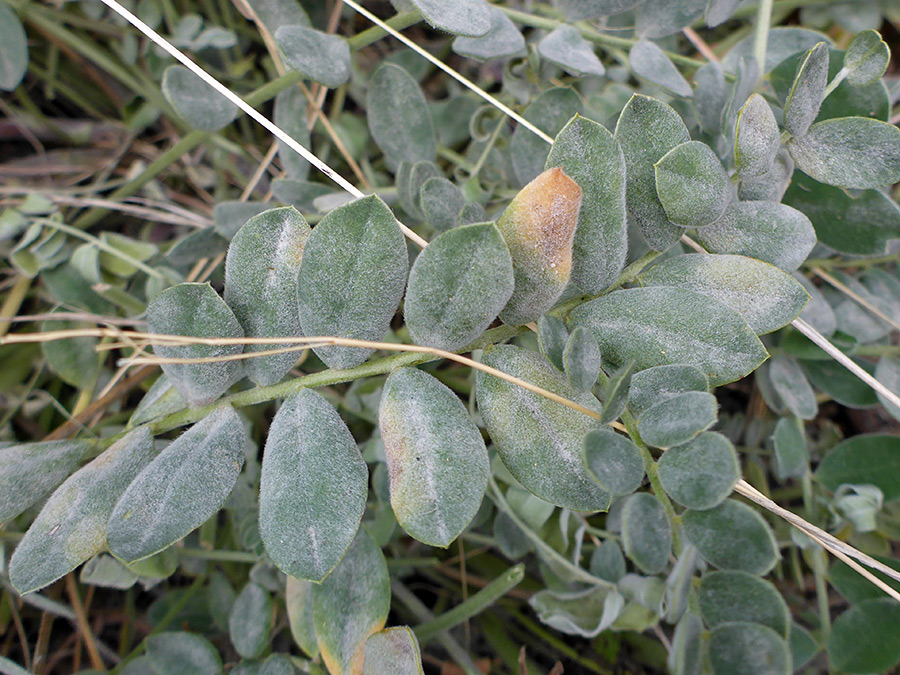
[[546, 114, 627, 293], [297, 195, 408, 369], [582, 429, 644, 497], [145, 632, 222, 675], [630, 40, 692, 97], [668, 613, 703, 675], [708, 623, 791, 675], [655, 141, 729, 228], [276, 25, 351, 88], [682, 499, 779, 574], [538, 25, 605, 77], [107, 406, 246, 562], [451, 7, 526, 61], [312, 528, 391, 675], [628, 364, 708, 418], [497, 167, 582, 325], [0, 439, 89, 523], [788, 117, 900, 189], [229, 582, 273, 659], [735, 94, 780, 179], [622, 492, 672, 575], [699, 570, 790, 637], [260, 388, 367, 582], [274, 86, 311, 181], [563, 326, 602, 394], [844, 29, 890, 87], [147, 282, 244, 406], [476, 345, 610, 511], [657, 432, 739, 510], [828, 598, 900, 674], [567, 287, 768, 386], [225, 207, 310, 386], [408, 0, 491, 37], [637, 390, 717, 449], [511, 87, 584, 186], [783, 42, 829, 138], [404, 222, 514, 351], [367, 63, 436, 165], [638, 253, 809, 335], [162, 65, 238, 132], [363, 627, 424, 675], [814, 434, 900, 501], [0, 0, 27, 91], [380, 367, 489, 547], [9, 428, 157, 594]]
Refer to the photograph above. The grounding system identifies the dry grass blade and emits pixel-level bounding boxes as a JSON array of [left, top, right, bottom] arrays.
[[812, 266, 900, 333]]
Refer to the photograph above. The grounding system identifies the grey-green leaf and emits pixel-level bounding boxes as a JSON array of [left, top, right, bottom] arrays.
[[546, 114, 627, 293], [367, 63, 436, 166], [598, 360, 633, 424], [582, 429, 644, 497], [814, 434, 900, 501], [708, 623, 791, 675], [225, 207, 309, 386], [637, 391, 718, 448], [699, 570, 790, 637], [276, 25, 350, 88], [772, 416, 808, 480], [682, 499, 779, 574], [788, 116, 900, 189], [563, 327, 602, 393], [9, 428, 157, 594], [451, 7, 525, 61], [230, 582, 273, 659], [511, 88, 583, 186], [147, 282, 244, 406], [419, 177, 465, 232], [145, 632, 223, 675], [629, 40, 692, 97], [380, 368, 489, 547], [875, 356, 900, 422], [260, 388, 367, 582], [274, 86, 311, 181], [615, 94, 689, 250], [0, 0, 27, 91], [538, 26, 605, 77], [0, 440, 89, 522], [286, 575, 318, 658], [107, 406, 246, 563], [768, 355, 817, 420], [828, 598, 900, 674], [638, 253, 809, 335], [161, 65, 238, 132], [567, 287, 768, 386], [529, 586, 623, 638], [628, 364, 709, 418], [657, 432, 739, 510], [622, 492, 672, 574], [655, 141, 730, 228], [783, 42, 829, 137], [41, 317, 99, 389], [538, 314, 569, 371], [363, 627, 424, 675], [297, 195, 408, 369], [735, 94, 780, 179], [844, 29, 890, 86], [697, 201, 816, 272], [668, 613, 703, 675], [408, 0, 491, 37], [477, 345, 610, 512], [404, 222, 514, 351], [312, 528, 390, 675]]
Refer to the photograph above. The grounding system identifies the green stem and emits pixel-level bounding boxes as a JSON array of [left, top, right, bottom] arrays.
[[414, 564, 525, 643], [823, 68, 848, 99], [620, 409, 683, 554], [488, 476, 615, 589], [752, 0, 775, 78]]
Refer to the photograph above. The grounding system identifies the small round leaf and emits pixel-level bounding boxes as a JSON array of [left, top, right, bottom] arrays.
[[699, 570, 790, 637], [637, 391, 718, 449], [583, 429, 644, 497], [708, 622, 791, 675], [657, 432, 739, 510], [682, 500, 779, 575], [655, 141, 730, 228], [622, 492, 672, 575]]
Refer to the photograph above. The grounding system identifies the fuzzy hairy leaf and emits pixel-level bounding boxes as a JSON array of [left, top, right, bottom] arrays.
[[107, 406, 246, 562], [408, 0, 491, 37], [567, 287, 768, 386], [546, 115, 627, 293], [582, 429, 644, 497], [638, 254, 809, 335], [477, 345, 610, 511], [161, 65, 238, 131], [629, 40, 692, 97], [538, 26, 605, 77], [224, 207, 309, 386], [41, 314, 100, 389], [145, 632, 222, 675], [637, 391, 717, 448], [363, 628, 424, 675], [815, 434, 900, 501], [538, 314, 569, 372], [129, 375, 187, 427], [768, 355, 817, 420], [875, 356, 900, 422], [511, 88, 584, 186], [844, 29, 890, 86], [380, 367, 489, 547], [0, 439, 89, 522], [286, 576, 318, 658], [708, 623, 791, 675], [529, 586, 623, 638], [772, 417, 808, 480], [598, 360, 632, 424], [276, 25, 350, 88], [9, 428, 157, 594], [657, 432, 739, 510], [312, 528, 391, 675], [367, 63, 436, 166], [682, 500, 779, 574], [628, 364, 709, 418], [699, 570, 790, 637], [451, 7, 525, 61], [697, 201, 816, 272], [668, 613, 703, 675], [260, 388, 367, 581], [297, 195, 408, 369], [405, 222, 514, 351], [615, 95, 689, 250], [230, 582, 272, 659], [0, 0, 27, 91], [654, 141, 729, 228], [564, 327, 602, 394], [622, 492, 671, 574], [789, 117, 900, 189], [783, 42, 829, 137], [147, 282, 244, 406], [553, 0, 645, 20], [419, 177, 465, 232], [635, 0, 706, 38], [497, 168, 582, 325], [273, 86, 311, 181], [735, 94, 780, 179]]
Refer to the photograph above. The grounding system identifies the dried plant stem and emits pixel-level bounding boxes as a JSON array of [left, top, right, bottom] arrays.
[[812, 266, 900, 332], [65, 574, 104, 671]]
